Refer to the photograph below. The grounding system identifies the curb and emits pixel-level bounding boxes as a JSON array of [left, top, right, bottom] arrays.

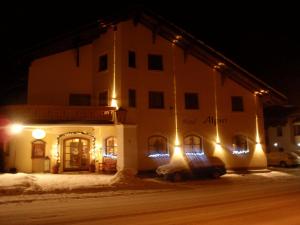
[[227, 169, 271, 174]]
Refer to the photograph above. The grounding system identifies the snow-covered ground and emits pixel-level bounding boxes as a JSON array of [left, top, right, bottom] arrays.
[[0, 169, 297, 195], [0, 170, 170, 195], [1, 169, 300, 225]]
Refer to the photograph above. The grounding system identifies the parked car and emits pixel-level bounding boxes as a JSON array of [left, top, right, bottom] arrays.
[[156, 156, 226, 182], [267, 151, 300, 167]]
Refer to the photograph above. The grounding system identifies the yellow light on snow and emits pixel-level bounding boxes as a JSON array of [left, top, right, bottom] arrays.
[[32, 129, 46, 139], [9, 123, 24, 134]]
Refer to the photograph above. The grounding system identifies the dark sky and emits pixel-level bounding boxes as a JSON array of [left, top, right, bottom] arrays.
[[1, 1, 300, 106]]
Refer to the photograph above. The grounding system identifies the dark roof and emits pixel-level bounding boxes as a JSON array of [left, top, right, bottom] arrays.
[[22, 7, 287, 105]]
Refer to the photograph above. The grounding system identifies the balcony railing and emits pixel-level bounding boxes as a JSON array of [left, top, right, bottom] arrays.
[[0, 105, 116, 124]]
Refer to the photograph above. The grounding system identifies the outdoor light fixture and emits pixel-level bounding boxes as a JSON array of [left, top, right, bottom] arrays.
[[9, 123, 24, 134], [297, 143, 300, 147], [274, 142, 278, 147], [32, 129, 46, 139], [173, 35, 182, 43], [213, 62, 225, 70], [254, 89, 269, 96]]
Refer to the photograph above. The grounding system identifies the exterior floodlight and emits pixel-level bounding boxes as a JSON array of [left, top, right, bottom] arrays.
[[273, 142, 278, 147], [10, 124, 24, 134]]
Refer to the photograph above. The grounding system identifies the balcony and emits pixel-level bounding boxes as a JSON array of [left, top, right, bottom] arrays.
[[0, 105, 116, 124]]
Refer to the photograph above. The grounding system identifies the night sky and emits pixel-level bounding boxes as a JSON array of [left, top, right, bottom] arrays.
[[1, 1, 300, 106]]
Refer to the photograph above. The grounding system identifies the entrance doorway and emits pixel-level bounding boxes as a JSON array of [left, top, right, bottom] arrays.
[[63, 137, 90, 171]]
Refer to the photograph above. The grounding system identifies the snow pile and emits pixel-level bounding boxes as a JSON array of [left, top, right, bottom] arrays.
[[0, 173, 40, 194], [110, 169, 138, 185], [0, 173, 114, 194], [0, 171, 170, 195]]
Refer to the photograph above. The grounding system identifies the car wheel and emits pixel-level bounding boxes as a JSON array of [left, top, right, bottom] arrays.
[[280, 161, 287, 168], [172, 172, 182, 182]]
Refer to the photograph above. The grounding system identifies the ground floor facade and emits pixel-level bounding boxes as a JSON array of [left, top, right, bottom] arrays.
[[2, 122, 267, 174], [0, 104, 268, 173]]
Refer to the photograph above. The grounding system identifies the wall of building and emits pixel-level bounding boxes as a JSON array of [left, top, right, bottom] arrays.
[[24, 19, 267, 172], [28, 45, 94, 105], [5, 125, 122, 173], [118, 20, 266, 170], [267, 119, 300, 153]]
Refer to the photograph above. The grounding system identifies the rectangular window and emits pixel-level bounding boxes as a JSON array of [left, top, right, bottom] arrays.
[[32, 140, 46, 159], [277, 126, 283, 137], [128, 89, 136, 107], [231, 96, 244, 112], [294, 125, 300, 136], [69, 94, 91, 106], [99, 54, 108, 71], [185, 93, 199, 109], [149, 91, 164, 109], [99, 91, 108, 106], [128, 51, 136, 68], [148, 54, 163, 70]]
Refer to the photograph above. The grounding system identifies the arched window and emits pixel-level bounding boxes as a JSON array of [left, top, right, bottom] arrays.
[[184, 135, 203, 154], [148, 135, 168, 155], [105, 137, 117, 156], [232, 135, 248, 153]]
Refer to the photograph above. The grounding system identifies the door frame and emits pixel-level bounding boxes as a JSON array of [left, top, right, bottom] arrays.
[[62, 137, 90, 172]]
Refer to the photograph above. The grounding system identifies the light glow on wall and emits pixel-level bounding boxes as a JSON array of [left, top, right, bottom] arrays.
[[170, 42, 186, 164], [254, 94, 265, 156], [213, 69, 224, 157], [94, 143, 102, 161], [9, 123, 24, 134], [32, 129, 46, 139], [254, 94, 261, 145], [52, 144, 60, 163], [111, 27, 118, 109]]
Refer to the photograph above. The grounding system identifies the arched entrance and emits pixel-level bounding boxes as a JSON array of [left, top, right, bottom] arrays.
[[63, 137, 90, 171]]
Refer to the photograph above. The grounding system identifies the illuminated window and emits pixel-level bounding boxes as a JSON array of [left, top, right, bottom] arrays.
[[231, 96, 244, 112], [128, 51, 136, 68], [184, 135, 203, 154], [148, 135, 168, 155], [105, 137, 117, 156], [32, 140, 46, 159], [233, 135, 248, 152], [149, 91, 164, 109], [99, 54, 108, 71], [69, 94, 91, 106], [277, 126, 283, 137], [128, 89, 136, 107], [99, 91, 108, 106], [148, 54, 163, 70], [185, 93, 199, 109]]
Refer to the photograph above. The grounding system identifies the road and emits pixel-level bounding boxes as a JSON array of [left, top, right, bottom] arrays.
[[1, 169, 300, 225]]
